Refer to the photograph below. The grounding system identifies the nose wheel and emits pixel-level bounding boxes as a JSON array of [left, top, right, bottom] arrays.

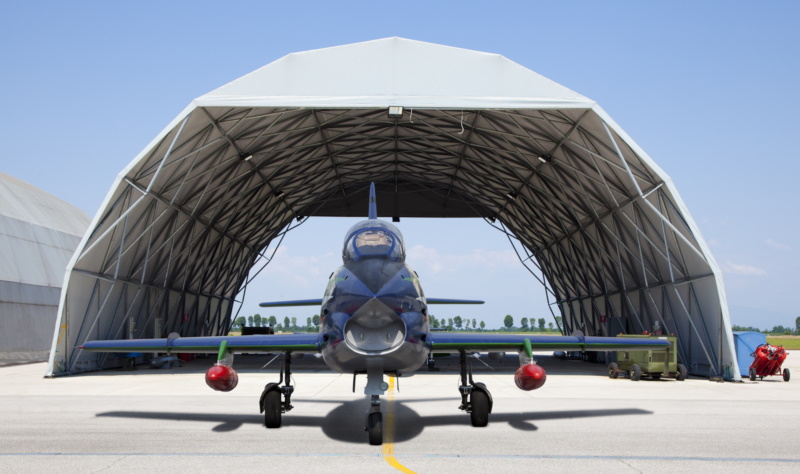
[[366, 397, 383, 446]]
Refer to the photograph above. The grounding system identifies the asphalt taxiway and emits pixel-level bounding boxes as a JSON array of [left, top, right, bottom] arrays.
[[1, 352, 798, 473]]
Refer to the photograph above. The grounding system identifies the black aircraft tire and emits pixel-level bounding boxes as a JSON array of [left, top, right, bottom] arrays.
[[608, 362, 619, 379], [470, 390, 490, 427], [784, 368, 791, 382], [630, 364, 641, 381], [677, 364, 688, 381], [367, 412, 383, 445], [264, 390, 282, 428], [749, 367, 757, 381]]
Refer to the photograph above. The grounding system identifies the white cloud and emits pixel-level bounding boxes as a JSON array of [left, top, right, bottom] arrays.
[[407, 244, 519, 275], [723, 262, 767, 277], [252, 245, 338, 288], [765, 239, 791, 251]]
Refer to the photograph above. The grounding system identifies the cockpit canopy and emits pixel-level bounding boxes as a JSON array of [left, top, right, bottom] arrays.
[[343, 220, 406, 263]]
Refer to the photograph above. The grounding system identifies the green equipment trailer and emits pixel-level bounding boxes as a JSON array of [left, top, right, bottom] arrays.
[[608, 334, 687, 381]]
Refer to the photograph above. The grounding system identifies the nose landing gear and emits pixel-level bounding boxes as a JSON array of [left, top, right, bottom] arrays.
[[362, 363, 389, 445], [366, 395, 383, 445]]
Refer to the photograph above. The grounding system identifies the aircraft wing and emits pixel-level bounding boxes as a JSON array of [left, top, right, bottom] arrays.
[[428, 333, 671, 353], [426, 298, 484, 304], [79, 333, 321, 354], [259, 299, 323, 307]]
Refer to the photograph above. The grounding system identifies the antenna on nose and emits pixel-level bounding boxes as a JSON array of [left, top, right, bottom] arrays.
[[368, 182, 377, 220]]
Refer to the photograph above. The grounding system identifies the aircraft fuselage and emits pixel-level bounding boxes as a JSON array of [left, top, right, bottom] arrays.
[[318, 219, 429, 375]]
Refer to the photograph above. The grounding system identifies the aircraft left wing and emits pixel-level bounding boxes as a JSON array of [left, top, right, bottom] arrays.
[[259, 299, 323, 307], [426, 298, 484, 305], [428, 332, 671, 353], [79, 333, 322, 354]]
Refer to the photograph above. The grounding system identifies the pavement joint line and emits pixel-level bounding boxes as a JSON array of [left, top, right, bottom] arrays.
[[310, 373, 345, 398], [1, 453, 799, 463]]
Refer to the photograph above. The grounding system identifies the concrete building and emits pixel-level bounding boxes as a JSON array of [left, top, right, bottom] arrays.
[[0, 172, 90, 362]]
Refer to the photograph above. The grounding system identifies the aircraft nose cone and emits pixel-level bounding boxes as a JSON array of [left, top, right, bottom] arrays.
[[343, 299, 406, 354]]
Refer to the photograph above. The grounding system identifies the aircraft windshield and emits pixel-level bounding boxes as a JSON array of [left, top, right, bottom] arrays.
[[343, 224, 405, 262]]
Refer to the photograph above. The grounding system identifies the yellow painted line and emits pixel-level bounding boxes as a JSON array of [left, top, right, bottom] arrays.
[[382, 376, 416, 474], [56, 324, 67, 345]]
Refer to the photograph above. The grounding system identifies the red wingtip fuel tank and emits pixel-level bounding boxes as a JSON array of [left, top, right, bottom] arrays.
[[514, 363, 547, 391], [205, 364, 239, 392]]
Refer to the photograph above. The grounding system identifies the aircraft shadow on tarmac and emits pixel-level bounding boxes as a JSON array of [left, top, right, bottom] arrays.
[[96, 398, 652, 444]]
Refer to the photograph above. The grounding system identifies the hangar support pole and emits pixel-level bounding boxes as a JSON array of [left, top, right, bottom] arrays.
[[600, 120, 721, 376]]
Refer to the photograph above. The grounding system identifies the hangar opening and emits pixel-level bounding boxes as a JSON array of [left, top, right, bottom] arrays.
[[47, 38, 737, 380]]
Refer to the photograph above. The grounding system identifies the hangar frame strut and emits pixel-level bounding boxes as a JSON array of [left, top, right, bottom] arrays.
[[47, 38, 736, 380]]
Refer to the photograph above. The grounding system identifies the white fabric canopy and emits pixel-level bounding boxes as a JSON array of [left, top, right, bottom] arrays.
[[48, 38, 736, 380]]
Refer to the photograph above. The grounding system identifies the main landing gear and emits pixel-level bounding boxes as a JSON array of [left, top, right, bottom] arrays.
[[260, 353, 294, 428], [458, 351, 493, 427]]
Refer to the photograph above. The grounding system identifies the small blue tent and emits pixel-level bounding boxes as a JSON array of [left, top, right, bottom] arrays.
[[732, 331, 767, 377]]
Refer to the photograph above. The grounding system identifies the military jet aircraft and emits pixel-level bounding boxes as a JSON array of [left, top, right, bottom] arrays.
[[80, 183, 671, 445]]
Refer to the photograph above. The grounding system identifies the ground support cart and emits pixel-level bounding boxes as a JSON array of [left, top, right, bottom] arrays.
[[608, 334, 686, 381], [748, 343, 790, 382]]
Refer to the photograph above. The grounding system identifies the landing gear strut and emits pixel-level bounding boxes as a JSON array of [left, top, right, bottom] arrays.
[[362, 363, 388, 445], [260, 352, 294, 428], [427, 353, 436, 370], [458, 351, 493, 427]]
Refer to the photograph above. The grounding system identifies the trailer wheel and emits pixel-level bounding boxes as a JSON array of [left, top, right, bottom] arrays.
[[608, 362, 619, 379], [749, 367, 757, 381], [630, 364, 641, 381], [783, 368, 790, 382], [676, 364, 688, 381]]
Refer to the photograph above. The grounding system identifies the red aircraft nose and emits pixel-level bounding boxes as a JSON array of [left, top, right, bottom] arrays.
[[205, 364, 239, 392], [514, 363, 547, 391]]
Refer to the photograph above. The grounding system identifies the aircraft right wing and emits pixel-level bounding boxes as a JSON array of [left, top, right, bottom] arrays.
[[428, 332, 671, 354]]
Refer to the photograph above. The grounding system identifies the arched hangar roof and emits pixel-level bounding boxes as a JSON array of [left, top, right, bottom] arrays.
[[47, 38, 736, 379]]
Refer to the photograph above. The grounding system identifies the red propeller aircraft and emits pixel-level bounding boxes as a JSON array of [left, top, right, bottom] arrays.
[[80, 183, 671, 445]]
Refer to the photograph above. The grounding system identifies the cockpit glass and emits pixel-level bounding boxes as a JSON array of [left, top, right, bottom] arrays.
[[355, 230, 392, 253], [344, 227, 405, 261]]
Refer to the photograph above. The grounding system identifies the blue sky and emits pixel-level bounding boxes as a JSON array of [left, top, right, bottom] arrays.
[[1, 1, 798, 329]]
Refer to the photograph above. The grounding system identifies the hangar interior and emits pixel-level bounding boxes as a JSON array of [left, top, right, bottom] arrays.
[[47, 38, 737, 380]]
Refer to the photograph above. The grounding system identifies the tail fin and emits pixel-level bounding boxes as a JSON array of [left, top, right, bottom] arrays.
[[368, 182, 377, 219]]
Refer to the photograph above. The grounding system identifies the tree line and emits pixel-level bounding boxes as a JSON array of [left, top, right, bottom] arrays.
[[230, 313, 564, 333], [732, 316, 800, 335], [231, 314, 320, 333], [231, 314, 800, 335]]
